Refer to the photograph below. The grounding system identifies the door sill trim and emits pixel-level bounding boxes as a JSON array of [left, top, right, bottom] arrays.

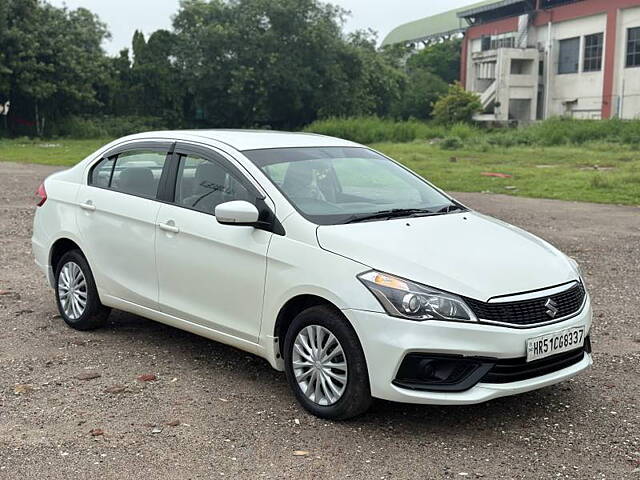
[[102, 295, 264, 357]]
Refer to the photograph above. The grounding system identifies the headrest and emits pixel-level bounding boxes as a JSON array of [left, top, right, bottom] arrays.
[[282, 162, 313, 191], [195, 162, 226, 187], [119, 167, 155, 194]]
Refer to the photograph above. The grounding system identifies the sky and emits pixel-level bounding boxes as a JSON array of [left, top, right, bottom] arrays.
[[46, 0, 478, 56]]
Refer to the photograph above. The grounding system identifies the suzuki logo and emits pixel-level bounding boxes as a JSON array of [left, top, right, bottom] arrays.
[[545, 298, 559, 318]]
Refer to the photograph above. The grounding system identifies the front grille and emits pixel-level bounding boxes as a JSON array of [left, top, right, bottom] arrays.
[[464, 282, 586, 327], [481, 337, 591, 384]]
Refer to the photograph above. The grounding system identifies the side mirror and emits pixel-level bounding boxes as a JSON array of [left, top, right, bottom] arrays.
[[215, 200, 260, 226]]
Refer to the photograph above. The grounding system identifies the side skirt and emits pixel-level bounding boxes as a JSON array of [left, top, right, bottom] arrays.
[[102, 295, 269, 361]]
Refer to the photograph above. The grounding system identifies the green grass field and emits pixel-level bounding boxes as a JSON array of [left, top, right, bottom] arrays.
[[1, 138, 639, 206], [373, 142, 640, 206], [0, 138, 110, 166]]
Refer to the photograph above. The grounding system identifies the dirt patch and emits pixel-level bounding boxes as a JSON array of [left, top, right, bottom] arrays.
[[1, 162, 639, 479]]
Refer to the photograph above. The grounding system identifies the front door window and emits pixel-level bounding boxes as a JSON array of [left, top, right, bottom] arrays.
[[175, 153, 254, 214]]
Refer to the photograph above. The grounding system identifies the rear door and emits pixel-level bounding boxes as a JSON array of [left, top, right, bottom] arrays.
[[77, 141, 173, 309], [155, 143, 272, 343]]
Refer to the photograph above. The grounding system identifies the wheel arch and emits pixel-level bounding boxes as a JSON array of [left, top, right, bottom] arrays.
[[49, 236, 110, 307], [50, 237, 84, 272], [273, 294, 344, 357]]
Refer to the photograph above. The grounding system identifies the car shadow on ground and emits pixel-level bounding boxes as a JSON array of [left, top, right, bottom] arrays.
[[99, 309, 587, 432]]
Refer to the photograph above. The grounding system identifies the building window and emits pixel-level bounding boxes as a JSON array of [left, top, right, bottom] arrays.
[[481, 36, 491, 51], [558, 37, 580, 74], [491, 36, 515, 49], [627, 27, 640, 68], [480, 34, 515, 51], [583, 33, 603, 72]]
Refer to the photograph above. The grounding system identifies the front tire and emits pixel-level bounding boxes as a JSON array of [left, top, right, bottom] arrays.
[[54, 249, 110, 331], [283, 305, 372, 420]]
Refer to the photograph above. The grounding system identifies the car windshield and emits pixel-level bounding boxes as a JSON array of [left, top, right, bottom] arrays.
[[243, 147, 459, 225]]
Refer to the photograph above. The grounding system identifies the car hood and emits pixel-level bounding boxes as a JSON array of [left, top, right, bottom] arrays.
[[316, 212, 577, 301]]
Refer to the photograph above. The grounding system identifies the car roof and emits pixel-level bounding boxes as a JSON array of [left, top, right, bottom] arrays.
[[123, 129, 360, 151]]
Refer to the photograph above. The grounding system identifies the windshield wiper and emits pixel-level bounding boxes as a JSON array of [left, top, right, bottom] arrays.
[[434, 203, 467, 214], [345, 208, 436, 224], [345, 204, 467, 224]]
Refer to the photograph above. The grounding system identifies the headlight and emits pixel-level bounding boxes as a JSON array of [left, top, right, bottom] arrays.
[[358, 271, 477, 322]]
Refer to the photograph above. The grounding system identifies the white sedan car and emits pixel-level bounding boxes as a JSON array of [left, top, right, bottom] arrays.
[[32, 130, 592, 419]]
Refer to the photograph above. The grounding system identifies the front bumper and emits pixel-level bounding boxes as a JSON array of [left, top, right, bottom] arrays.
[[343, 298, 593, 405]]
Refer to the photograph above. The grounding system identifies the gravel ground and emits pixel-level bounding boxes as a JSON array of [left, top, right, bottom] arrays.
[[0, 161, 639, 479]]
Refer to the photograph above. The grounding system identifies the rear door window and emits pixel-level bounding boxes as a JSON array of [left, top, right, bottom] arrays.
[[90, 157, 115, 188], [110, 150, 168, 199]]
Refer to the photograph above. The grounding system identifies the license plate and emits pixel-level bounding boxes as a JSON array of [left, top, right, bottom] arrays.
[[526, 327, 585, 362]]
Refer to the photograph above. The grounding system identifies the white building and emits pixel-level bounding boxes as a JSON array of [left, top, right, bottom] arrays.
[[384, 0, 640, 122]]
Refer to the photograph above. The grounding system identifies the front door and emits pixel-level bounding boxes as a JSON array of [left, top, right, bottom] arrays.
[[155, 145, 271, 342]]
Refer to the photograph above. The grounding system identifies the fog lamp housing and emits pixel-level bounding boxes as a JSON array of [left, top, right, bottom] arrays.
[[393, 354, 494, 393]]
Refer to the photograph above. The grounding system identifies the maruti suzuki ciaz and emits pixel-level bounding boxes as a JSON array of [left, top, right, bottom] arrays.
[[32, 130, 592, 419]]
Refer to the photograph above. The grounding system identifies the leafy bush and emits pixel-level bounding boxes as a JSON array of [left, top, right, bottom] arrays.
[[305, 117, 446, 144], [486, 129, 532, 147], [440, 136, 464, 150], [449, 122, 479, 140], [305, 116, 640, 148], [591, 174, 614, 189], [432, 83, 482, 125], [523, 117, 640, 146]]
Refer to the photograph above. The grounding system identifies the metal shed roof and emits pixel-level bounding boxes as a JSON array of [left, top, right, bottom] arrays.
[[381, 0, 500, 46], [457, 0, 526, 18]]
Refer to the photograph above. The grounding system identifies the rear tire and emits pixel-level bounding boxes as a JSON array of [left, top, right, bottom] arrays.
[[54, 249, 110, 331], [283, 305, 372, 420]]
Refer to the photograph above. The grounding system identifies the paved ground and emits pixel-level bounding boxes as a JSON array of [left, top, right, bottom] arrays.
[[0, 161, 639, 479]]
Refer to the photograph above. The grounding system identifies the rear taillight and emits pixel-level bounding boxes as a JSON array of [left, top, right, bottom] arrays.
[[36, 182, 47, 207]]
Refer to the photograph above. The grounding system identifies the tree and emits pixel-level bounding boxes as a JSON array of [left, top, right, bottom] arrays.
[[406, 38, 462, 84], [0, 0, 10, 97], [432, 82, 482, 124], [171, 0, 405, 128], [391, 70, 447, 120], [326, 31, 405, 119], [0, 0, 418, 135], [387, 38, 460, 120], [128, 30, 183, 124], [1, 0, 109, 135], [97, 49, 134, 117]]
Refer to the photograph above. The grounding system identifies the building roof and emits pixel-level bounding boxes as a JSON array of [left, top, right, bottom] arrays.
[[381, 0, 501, 46], [457, 0, 525, 18]]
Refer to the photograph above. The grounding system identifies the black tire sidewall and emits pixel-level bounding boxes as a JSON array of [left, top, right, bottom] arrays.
[[54, 250, 107, 330], [283, 305, 372, 420]]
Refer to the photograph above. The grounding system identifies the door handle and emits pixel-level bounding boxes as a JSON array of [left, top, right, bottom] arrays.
[[79, 202, 96, 212], [158, 222, 180, 234]]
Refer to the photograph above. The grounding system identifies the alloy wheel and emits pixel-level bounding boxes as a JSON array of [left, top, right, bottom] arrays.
[[58, 261, 88, 320], [292, 325, 348, 406]]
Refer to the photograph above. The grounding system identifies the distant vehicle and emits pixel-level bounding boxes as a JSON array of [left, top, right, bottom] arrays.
[[32, 130, 592, 419]]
